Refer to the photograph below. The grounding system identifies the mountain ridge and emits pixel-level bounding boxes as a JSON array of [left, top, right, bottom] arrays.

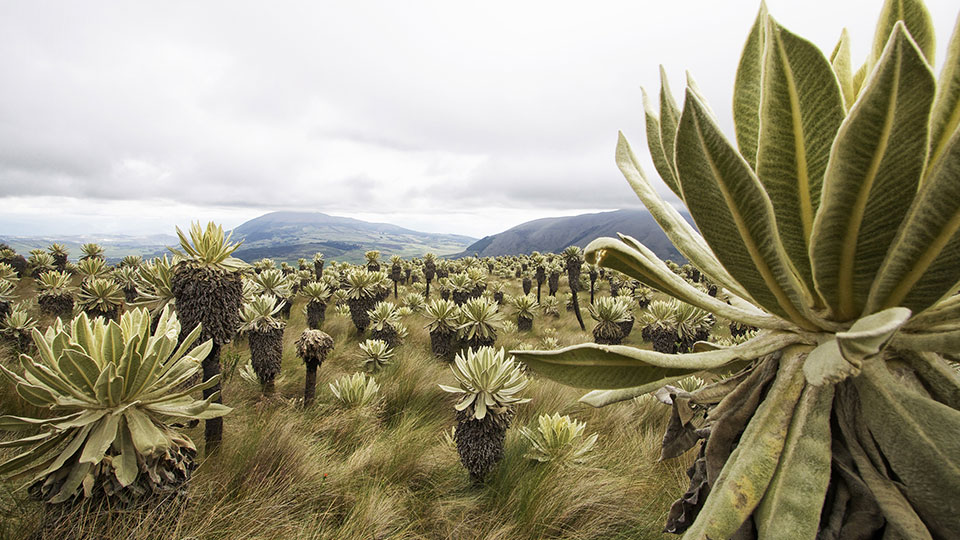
[[230, 211, 475, 263], [454, 209, 690, 261]]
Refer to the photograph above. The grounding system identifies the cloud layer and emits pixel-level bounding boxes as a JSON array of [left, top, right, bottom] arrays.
[[1, 1, 956, 237]]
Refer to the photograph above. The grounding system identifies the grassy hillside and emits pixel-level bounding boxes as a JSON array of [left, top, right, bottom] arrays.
[[231, 212, 475, 264], [0, 274, 692, 540]]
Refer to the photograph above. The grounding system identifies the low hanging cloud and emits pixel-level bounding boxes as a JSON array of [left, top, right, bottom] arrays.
[[0, 1, 956, 238]]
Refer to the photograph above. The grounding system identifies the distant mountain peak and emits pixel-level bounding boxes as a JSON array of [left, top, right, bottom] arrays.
[[454, 208, 691, 261]]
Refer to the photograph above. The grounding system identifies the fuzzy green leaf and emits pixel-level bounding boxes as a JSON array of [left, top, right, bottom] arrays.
[[755, 383, 833, 540], [803, 338, 859, 386], [871, 0, 936, 67], [927, 14, 960, 178], [643, 86, 681, 199], [15, 383, 56, 408], [615, 133, 751, 300], [811, 24, 936, 321], [59, 348, 101, 396], [756, 17, 845, 301], [78, 414, 120, 465], [867, 129, 960, 314], [682, 347, 805, 539], [856, 360, 960, 538], [511, 331, 800, 390], [830, 29, 856, 110], [114, 417, 138, 487], [586, 236, 787, 329], [124, 408, 168, 457], [676, 88, 813, 327], [733, 2, 768, 167]]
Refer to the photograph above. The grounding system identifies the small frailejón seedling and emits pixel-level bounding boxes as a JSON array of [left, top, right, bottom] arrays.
[[439, 347, 530, 483], [514, 1, 960, 537], [0, 307, 230, 504], [359, 338, 394, 372], [520, 413, 598, 465], [329, 372, 380, 408], [1, 302, 38, 352]]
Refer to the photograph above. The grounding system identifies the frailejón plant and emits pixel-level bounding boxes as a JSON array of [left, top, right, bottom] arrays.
[[513, 1, 960, 537]]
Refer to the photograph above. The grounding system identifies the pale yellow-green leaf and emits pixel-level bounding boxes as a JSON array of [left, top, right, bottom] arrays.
[[0, 430, 70, 477], [835, 306, 911, 359], [71, 313, 95, 362], [615, 133, 751, 300], [18, 354, 79, 400], [101, 320, 123, 366], [118, 336, 143, 400], [59, 348, 100, 396], [755, 383, 833, 540], [756, 17, 846, 302], [675, 88, 814, 328], [830, 29, 856, 110], [853, 61, 869, 97], [643, 88, 681, 199], [900, 350, 960, 410], [811, 24, 936, 321], [78, 414, 120, 465], [865, 129, 960, 314], [30, 423, 92, 481], [803, 338, 860, 385], [114, 417, 138, 487], [511, 331, 801, 390], [658, 66, 682, 197], [15, 383, 56, 408], [579, 361, 747, 407], [856, 360, 960, 538], [871, 0, 936, 67], [48, 461, 91, 504], [585, 236, 787, 329], [93, 363, 113, 404], [733, 2, 768, 168], [893, 327, 960, 354], [124, 408, 168, 457], [682, 348, 805, 539], [927, 14, 960, 178]]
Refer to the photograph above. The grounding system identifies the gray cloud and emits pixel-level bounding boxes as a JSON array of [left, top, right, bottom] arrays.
[[0, 1, 957, 237]]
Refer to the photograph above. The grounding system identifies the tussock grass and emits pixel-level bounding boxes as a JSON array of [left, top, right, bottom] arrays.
[[0, 275, 691, 539]]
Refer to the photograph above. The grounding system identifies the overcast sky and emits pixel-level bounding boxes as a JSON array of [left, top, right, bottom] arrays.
[[1, 1, 956, 239]]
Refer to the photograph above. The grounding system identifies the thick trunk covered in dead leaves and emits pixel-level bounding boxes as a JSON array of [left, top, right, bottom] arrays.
[[306, 300, 326, 329], [518, 315, 533, 332], [249, 326, 284, 396], [454, 408, 514, 484], [346, 295, 375, 333], [430, 329, 455, 361], [171, 264, 243, 451]]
